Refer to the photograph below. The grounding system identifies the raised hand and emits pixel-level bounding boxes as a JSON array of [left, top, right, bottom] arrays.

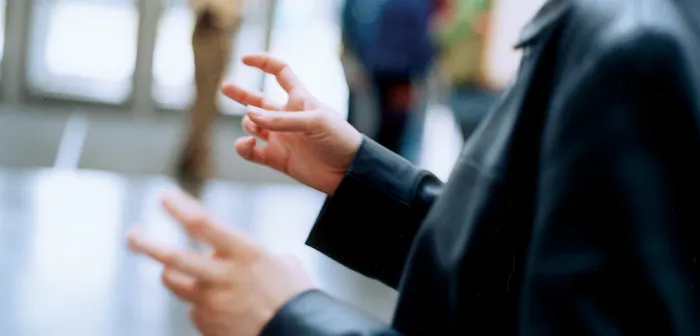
[[222, 54, 362, 195], [128, 189, 314, 336]]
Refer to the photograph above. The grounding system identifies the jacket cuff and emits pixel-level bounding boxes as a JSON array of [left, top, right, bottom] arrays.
[[260, 290, 390, 336], [344, 136, 426, 202], [306, 137, 426, 288]]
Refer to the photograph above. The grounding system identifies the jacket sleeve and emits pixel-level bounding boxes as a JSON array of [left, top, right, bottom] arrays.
[[527, 31, 700, 335], [307, 136, 443, 289], [261, 290, 403, 336]]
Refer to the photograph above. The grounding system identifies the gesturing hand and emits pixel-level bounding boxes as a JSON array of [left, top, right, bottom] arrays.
[[128, 189, 314, 336], [222, 54, 362, 195]]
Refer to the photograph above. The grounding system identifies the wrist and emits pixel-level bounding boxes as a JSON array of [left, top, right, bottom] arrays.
[[328, 131, 362, 196], [347, 129, 363, 157], [259, 289, 324, 336], [325, 173, 344, 196]]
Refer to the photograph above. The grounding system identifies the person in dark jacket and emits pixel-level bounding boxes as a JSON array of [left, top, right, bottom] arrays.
[[341, 0, 436, 160], [339, 0, 370, 129], [129, 0, 700, 335]]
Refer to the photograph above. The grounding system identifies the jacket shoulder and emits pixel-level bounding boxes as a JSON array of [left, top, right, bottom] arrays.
[[561, 0, 695, 76]]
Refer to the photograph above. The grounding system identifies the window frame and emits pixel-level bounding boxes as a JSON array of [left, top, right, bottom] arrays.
[[0, 0, 278, 119]]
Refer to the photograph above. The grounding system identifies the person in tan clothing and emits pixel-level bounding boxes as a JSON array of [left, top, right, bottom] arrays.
[[176, 0, 242, 184]]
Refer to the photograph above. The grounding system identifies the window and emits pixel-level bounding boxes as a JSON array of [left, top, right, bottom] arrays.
[[152, 3, 194, 109], [265, 0, 346, 117], [0, 0, 6, 69], [485, 0, 546, 86], [26, 0, 138, 104]]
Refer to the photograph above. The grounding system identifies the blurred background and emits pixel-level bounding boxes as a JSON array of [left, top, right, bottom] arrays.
[[0, 0, 544, 334]]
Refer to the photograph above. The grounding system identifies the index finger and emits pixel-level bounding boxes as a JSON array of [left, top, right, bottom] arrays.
[[221, 84, 284, 111], [160, 189, 256, 256], [127, 228, 227, 284], [242, 53, 303, 93]]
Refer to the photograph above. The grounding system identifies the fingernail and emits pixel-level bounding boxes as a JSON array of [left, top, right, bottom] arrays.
[[247, 105, 264, 119]]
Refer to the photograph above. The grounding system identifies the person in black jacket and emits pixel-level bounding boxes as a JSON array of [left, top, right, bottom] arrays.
[[128, 0, 700, 335]]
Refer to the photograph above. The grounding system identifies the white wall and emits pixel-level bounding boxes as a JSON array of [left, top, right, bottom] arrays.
[[484, 0, 547, 86]]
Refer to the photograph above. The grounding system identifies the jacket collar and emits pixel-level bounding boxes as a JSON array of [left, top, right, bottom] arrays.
[[514, 0, 572, 49]]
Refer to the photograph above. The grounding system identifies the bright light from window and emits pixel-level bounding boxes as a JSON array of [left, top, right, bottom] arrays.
[[153, 7, 195, 89], [45, 2, 137, 83], [0, 0, 5, 64]]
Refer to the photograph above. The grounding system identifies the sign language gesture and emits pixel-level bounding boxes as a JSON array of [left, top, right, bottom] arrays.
[[222, 54, 363, 195], [128, 189, 314, 336]]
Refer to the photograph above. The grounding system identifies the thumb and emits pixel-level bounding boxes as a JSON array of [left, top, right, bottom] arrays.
[[247, 105, 323, 133]]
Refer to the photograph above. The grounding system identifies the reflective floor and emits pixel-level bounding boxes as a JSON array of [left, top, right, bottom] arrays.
[[0, 102, 462, 336], [0, 168, 399, 335]]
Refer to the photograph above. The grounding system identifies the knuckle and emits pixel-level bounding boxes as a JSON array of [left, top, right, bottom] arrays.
[[161, 269, 177, 288], [248, 246, 264, 261], [200, 291, 226, 314], [183, 210, 209, 231], [243, 120, 256, 134], [161, 266, 179, 281], [222, 263, 237, 279], [308, 111, 326, 129], [266, 115, 281, 126], [235, 250, 261, 268], [161, 267, 172, 281], [163, 251, 183, 266], [199, 291, 214, 306]]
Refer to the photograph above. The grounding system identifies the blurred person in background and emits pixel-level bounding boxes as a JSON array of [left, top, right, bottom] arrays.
[[176, 0, 242, 185], [434, 0, 503, 142], [130, 0, 700, 335], [339, 0, 372, 132], [340, 0, 436, 160]]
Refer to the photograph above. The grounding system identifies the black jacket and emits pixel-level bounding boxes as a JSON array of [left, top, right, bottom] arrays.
[[262, 0, 700, 334]]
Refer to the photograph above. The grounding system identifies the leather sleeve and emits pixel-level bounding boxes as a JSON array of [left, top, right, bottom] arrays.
[[307, 136, 443, 289], [261, 290, 403, 336], [527, 30, 700, 335]]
